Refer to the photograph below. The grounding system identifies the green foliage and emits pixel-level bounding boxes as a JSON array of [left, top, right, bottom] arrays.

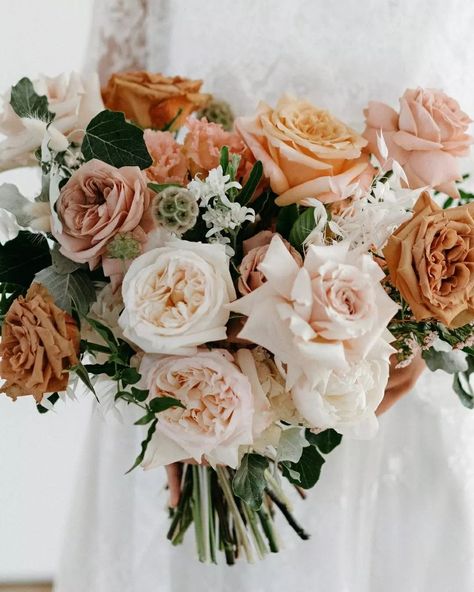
[[148, 182, 181, 193], [220, 145, 229, 174], [236, 161, 263, 206], [281, 445, 325, 489], [34, 266, 96, 315], [452, 355, 474, 409], [305, 428, 343, 454], [10, 77, 54, 123], [36, 393, 60, 414], [71, 362, 97, 399], [0, 231, 51, 287], [276, 204, 299, 239], [233, 453, 269, 510], [149, 396, 184, 413], [82, 110, 152, 169], [422, 348, 468, 374], [289, 207, 316, 249], [126, 419, 158, 473]]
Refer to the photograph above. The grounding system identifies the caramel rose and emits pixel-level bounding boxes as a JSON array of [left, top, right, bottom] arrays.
[[102, 71, 211, 130], [0, 284, 80, 402], [384, 192, 474, 327]]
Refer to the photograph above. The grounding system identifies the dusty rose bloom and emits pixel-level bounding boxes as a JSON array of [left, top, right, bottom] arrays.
[[238, 231, 302, 295], [144, 129, 188, 185], [364, 88, 472, 198], [183, 117, 253, 178], [0, 284, 80, 402], [53, 159, 154, 270]]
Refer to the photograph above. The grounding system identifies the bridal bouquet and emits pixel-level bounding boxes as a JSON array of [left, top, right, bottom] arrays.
[[1, 70, 474, 564]]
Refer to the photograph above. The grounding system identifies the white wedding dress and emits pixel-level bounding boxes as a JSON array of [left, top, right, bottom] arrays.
[[55, 1, 474, 591]]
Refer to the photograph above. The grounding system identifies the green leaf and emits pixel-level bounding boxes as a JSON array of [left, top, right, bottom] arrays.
[[37, 392, 60, 414], [134, 412, 156, 425], [289, 207, 316, 249], [453, 371, 474, 409], [84, 362, 116, 377], [131, 387, 149, 402], [10, 77, 54, 123], [422, 348, 468, 374], [126, 419, 158, 473], [0, 231, 51, 287], [0, 183, 37, 228], [220, 146, 229, 174], [120, 366, 141, 386], [149, 396, 184, 413], [35, 266, 96, 315], [281, 445, 325, 489], [305, 428, 343, 454], [82, 110, 152, 169], [161, 107, 183, 132], [71, 362, 97, 398], [232, 453, 269, 510], [51, 245, 83, 274], [276, 427, 309, 463], [276, 204, 299, 238], [148, 182, 181, 193], [86, 317, 118, 350], [237, 161, 263, 206]]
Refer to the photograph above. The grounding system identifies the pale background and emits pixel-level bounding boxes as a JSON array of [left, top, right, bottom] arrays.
[[0, 0, 95, 583]]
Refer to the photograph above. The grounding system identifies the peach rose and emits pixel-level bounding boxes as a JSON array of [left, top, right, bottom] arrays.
[[238, 230, 302, 295], [102, 71, 211, 130], [0, 284, 80, 402], [144, 129, 188, 185], [53, 159, 154, 270], [384, 192, 474, 327], [182, 117, 253, 178], [364, 88, 472, 199], [235, 95, 373, 206]]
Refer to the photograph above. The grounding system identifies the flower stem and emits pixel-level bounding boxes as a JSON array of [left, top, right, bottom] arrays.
[[265, 487, 310, 540]]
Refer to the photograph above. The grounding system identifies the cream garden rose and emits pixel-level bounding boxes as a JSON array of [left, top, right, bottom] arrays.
[[235, 95, 373, 206], [0, 72, 103, 171], [291, 337, 394, 439], [139, 350, 258, 468], [230, 236, 398, 388], [119, 239, 235, 354]]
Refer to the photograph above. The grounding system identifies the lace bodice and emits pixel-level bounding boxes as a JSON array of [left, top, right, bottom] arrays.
[[88, 0, 474, 123]]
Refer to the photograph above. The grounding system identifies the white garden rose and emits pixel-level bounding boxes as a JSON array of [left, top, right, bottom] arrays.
[[230, 236, 398, 388], [292, 336, 394, 439], [139, 350, 257, 468], [0, 72, 103, 171], [119, 239, 235, 354]]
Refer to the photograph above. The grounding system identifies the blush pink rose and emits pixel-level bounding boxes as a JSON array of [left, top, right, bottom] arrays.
[[235, 95, 374, 206], [183, 116, 254, 179], [364, 88, 473, 199], [53, 159, 154, 270], [144, 129, 188, 185], [238, 230, 302, 295]]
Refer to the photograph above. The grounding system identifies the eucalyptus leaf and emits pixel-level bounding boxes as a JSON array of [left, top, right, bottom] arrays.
[[0, 231, 51, 287], [289, 207, 316, 250], [35, 266, 96, 315], [423, 348, 468, 374], [51, 245, 83, 274], [233, 453, 269, 510], [10, 77, 54, 123], [0, 183, 35, 228], [82, 110, 152, 169]]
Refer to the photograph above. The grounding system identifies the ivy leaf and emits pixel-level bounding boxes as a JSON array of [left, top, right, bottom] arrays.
[[149, 396, 184, 414], [276, 427, 309, 463], [35, 266, 96, 315], [289, 207, 316, 250], [82, 110, 152, 169], [422, 348, 468, 374], [281, 445, 325, 489], [126, 419, 158, 473], [452, 355, 474, 409], [0, 231, 51, 287], [10, 77, 54, 123], [237, 161, 263, 206], [305, 428, 343, 454], [232, 453, 269, 510]]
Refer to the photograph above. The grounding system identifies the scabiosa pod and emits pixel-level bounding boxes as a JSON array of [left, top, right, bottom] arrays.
[[152, 186, 199, 235]]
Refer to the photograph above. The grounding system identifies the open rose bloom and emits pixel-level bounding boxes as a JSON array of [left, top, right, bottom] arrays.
[[2, 70, 474, 564]]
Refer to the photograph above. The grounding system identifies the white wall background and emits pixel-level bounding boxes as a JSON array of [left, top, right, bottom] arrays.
[[0, 0, 95, 582]]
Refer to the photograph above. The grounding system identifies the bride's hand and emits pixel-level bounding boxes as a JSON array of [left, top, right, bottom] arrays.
[[376, 353, 425, 415]]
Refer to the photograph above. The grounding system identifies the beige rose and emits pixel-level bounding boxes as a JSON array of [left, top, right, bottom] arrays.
[[102, 71, 211, 130], [237, 230, 302, 295], [0, 284, 80, 402], [235, 95, 373, 206], [384, 192, 474, 327]]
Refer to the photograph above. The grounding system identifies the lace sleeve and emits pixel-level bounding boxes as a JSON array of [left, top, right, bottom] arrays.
[[84, 0, 150, 84]]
